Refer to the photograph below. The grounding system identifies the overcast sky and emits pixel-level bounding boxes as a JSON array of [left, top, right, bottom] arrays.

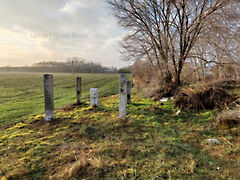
[[0, 0, 129, 68]]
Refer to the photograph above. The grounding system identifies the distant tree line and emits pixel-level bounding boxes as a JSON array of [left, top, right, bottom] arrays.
[[0, 57, 117, 73], [118, 67, 131, 74]]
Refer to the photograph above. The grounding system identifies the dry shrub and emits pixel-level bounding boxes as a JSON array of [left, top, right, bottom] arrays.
[[214, 110, 240, 129], [131, 60, 180, 98], [131, 60, 165, 89], [205, 79, 238, 90], [175, 87, 238, 111]]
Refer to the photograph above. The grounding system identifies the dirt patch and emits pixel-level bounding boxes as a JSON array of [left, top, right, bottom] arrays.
[[175, 87, 238, 111], [57, 103, 84, 112], [28, 117, 61, 131]]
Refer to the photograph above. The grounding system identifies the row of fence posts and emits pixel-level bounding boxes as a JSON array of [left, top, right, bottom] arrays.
[[43, 74, 131, 121]]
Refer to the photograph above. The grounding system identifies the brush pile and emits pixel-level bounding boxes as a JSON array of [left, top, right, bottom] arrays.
[[175, 87, 238, 111], [207, 80, 238, 90], [150, 84, 179, 101], [214, 110, 240, 129]]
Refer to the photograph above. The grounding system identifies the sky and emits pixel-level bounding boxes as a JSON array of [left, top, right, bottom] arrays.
[[0, 0, 129, 68]]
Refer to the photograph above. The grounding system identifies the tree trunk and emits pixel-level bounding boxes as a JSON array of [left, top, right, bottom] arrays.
[[175, 72, 181, 86], [165, 70, 172, 84], [175, 59, 183, 86]]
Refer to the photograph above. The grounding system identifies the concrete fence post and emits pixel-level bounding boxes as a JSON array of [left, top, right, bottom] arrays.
[[119, 74, 127, 119], [44, 74, 54, 121], [127, 80, 131, 104], [76, 77, 82, 104], [90, 88, 98, 107]]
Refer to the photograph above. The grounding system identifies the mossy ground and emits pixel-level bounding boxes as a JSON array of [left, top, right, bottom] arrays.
[[1, 91, 240, 179]]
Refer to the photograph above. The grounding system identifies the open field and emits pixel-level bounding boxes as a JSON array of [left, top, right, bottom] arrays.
[[0, 72, 120, 128]]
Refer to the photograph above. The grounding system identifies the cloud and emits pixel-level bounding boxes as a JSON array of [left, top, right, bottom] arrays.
[[0, 0, 128, 67]]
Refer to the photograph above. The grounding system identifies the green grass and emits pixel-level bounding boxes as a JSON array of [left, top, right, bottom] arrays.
[[1, 89, 240, 179], [0, 72, 120, 128], [1, 73, 240, 179]]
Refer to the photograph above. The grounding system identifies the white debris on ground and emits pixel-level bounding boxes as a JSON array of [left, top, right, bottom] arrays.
[[176, 110, 181, 115], [206, 139, 220, 145], [160, 97, 168, 102]]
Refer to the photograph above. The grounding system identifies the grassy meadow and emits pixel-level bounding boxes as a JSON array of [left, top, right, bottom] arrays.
[[1, 72, 240, 179], [0, 72, 120, 128]]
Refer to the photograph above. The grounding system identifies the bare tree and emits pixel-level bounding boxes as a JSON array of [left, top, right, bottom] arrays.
[[187, 0, 240, 81], [108, 0, 231, 85]]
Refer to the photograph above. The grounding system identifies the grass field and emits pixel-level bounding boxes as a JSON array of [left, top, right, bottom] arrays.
[[1, 73, 240, 179], [0, 72, 120, 128]]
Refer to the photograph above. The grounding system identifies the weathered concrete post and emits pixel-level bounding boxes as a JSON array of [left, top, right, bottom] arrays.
[[44, 74, 54, 121], [119, 74, 127, 119], [127, 80, 132, 104], [76, 77, 82, 104], [90, 88, 98, 107]]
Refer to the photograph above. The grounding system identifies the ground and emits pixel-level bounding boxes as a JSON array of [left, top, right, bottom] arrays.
[[0, 72, 120, 127], [1, 73, 240, 179]]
